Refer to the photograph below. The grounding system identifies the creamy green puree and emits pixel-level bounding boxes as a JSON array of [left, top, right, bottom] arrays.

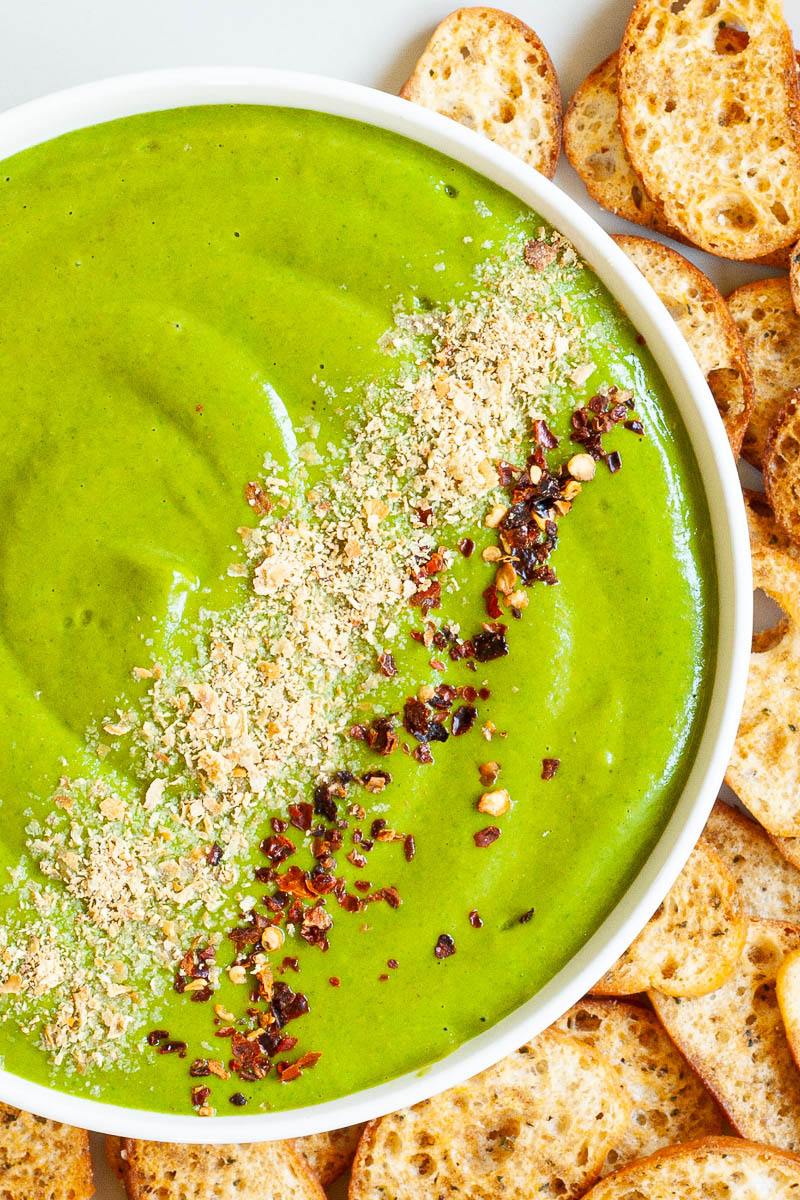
[[0, 105, 715, 1115]]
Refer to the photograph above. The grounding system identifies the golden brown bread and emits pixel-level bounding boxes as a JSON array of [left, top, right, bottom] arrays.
[[582, 1136, 800, 1198], [348, 1028, 630, 1200], [651, 918, 800, 1149], [613, 234, 753, 455], [592, 839, 747, 997], [553, 997, 724, 1175], [0, 1103, 93, 1200], [618, 0, 800, 260], [728, 277, 800, 469], [400, 7, 561, 178], [764, 391, 800, 551], [726, 546, 800, 835]]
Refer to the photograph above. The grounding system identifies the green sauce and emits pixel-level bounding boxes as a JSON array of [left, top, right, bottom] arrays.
[[0, 106, 716, 1114]]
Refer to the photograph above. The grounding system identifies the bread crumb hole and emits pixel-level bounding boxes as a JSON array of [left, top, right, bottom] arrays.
[[459, 43, 470, 59], [664, 99, 677, 113], [587, 150, 616, 181], [715, 23, 750, 54], [772, 199, 790, 225], [497, 101, 516, 124], [670, 0, 689, 11], [411, 1153, 435, 1176]]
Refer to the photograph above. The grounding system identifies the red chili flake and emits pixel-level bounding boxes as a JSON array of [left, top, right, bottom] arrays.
[[378, 651, 398, 678], [245, 480, 271, 515], [260, 834, 297, 864], [624, 419, 644, 435], [458, 537, 475, 557], [191, 1086, 211, 1107], [159, 1041, 187, 1058], [469, 909, 483, 928], [417, 506, 434, 526], [370, 886, 401, 909], [423, 552, 445, 576], [451, 704, 478, 737], [404, 834, 416, 862], [366, 715, 399, 757], [478, 687, 491, 701], [496, 460, 515, 486], [329, 976, 341, 988], [482, 583, 503, 620], [541, 758, 560, 780], [532, 417, 559, 448], [280, 956, 300, 974], [347, 848, 367, 869], [354, 880, 372, 892], [413, 742, 433, 764], [429, 658, 445, 671], [409, 579, 442, 614], [472, 629, 509, 663], [524, 239, 558, 271], [434, 933, 456, 959], [271, 817, 289, 834], [206, 842, 222, 866], [229, 1092, 248, 1106], [606, 450, 622, 473], [379, 973, 390, 981], [146, 1029, 169, 1046], [276, 1051, 322, 1083], [387, 958, 399, 969], [189, 1058, 211, 1077], [371, 818, 387, 838], [474, 826, 501, 848], [519, 907, 536, 924], [289, 803, 313, 832]]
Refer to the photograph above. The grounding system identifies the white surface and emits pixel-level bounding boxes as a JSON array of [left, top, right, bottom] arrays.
[[0, 0, 787, 1192]]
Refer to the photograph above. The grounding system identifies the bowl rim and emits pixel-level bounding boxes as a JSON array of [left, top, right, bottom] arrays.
[[0, 65, 751, 1142]]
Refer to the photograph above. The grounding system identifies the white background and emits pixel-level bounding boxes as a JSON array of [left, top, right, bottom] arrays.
[[1, 0, 794, 1193]]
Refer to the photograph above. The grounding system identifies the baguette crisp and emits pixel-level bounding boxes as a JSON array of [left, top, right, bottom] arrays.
[[401, 7, 561, 178], [613, 234, 753, 455], [618, 0, 800, 259]]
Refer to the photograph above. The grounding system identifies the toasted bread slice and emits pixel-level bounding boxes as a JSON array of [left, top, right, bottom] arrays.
[[592, 839, 746, 997], [0, 1103, 93, 1200], [294, 1126, 365, 1188], [704, 799, 800, 920], [765, 391, 800, 550], [726, 546, 800, 835], [772, 832, 800, 873], [563, 52, 674, 237], [121, 1138, 326, 1200], [613, 235, 753, 455], [728, 277, 800, 468], [554, 998, 724, 1175], [582, 1136, 800, 1198], [651, 917, 800, 1149], [565, 48, 795, 267], [618, 0, 800, 260], [777, 945, 800, 1072], [106, 1133, 124, 1180], [400, 7, 561, 178], [348, 1028, 629, 1200]]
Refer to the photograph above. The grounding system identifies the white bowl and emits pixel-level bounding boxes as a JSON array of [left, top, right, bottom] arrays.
[[0, 67, 751, 1142]]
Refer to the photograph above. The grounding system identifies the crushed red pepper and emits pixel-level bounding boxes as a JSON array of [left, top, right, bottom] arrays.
[[474, 826, 501, 848], [434, 933, 456, 959], [541, 757, 560, 780]]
